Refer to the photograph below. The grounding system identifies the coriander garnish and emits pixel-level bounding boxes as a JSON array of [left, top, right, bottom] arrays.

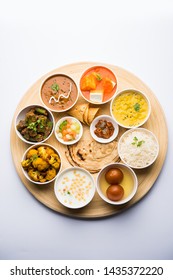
[[51, 83, 59, 92], [27, 122, 37, 131], [137, 140, 145, 147], [134, 103, 140, 112], [92, 72, 102, 81], [95, 73, 102, 81], [132, 136, 145, 147]]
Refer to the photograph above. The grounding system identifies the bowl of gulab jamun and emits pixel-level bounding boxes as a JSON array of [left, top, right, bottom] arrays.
[[96, 163, 138, 205]]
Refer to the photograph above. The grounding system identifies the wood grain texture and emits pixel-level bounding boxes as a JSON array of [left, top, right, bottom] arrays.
[[10, 62, 168, 218]]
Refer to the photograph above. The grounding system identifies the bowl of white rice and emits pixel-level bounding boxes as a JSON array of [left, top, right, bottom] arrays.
[[118, 128, 159, 169]]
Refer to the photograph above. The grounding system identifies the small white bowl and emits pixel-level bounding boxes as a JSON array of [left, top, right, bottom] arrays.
[[54, 167, 95, 209], [21, 143, 61, 185], [96, 163, 138, 205], [55, 116, 83, 145], [15, 104, 55, 145], [110, 89, 151, 129], [118, 128, 159, 169], [90, 115, 119, 144]]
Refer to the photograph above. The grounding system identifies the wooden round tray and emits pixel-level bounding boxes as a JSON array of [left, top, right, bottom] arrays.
[[10, 62, 168, 218]]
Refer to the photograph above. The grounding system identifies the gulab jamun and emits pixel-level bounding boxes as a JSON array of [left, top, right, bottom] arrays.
[[105, 168, 123, 184], [106, 184, 124, 201]]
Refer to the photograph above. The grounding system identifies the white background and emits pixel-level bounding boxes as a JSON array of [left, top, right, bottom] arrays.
[[0, 0, 173, 260]]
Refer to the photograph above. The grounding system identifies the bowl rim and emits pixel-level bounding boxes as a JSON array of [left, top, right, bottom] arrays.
[[15, 103, 55, 145], [90, 114, 119, 144], [118, 127, 159, 169], [39, 73, 79, 113], [110, 88, 151, 129], [96, 162, 138, 205], [21, 143, 62, 185], [79, 65, 118, 105], [54, 116, 83, 145], [54, 166, 96, 209]]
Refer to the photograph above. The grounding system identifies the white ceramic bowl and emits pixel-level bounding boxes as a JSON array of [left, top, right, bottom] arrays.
[[55, 116, 83, 145], [118, 128, 159, 169], [39, 73, 79, 113], [21, 143, 61, 185], [96, 163, 138, 205], [90, 115, 119, 144], [15, 104, 55, 145], [110, 89, 151, 129], [54, 167, 95, 209]]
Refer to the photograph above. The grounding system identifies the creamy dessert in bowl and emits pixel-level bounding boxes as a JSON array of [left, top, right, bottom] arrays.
[[54, 167, 95, 209]]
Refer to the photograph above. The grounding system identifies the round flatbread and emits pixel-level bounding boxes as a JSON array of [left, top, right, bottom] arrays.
[[65, 127, 121, 173]]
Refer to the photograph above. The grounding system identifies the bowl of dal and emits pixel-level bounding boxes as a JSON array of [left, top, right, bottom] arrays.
[[39, 73, 79, 113], [110, 89, 151, 129]]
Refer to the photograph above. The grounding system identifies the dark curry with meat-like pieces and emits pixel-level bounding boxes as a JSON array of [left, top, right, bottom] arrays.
[[16, 107, 53, 142]]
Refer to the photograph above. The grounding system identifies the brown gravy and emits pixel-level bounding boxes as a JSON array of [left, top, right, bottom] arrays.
[[41, 74, 78, 111]]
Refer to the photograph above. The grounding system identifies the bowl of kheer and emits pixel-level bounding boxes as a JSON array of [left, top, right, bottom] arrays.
[[54, 167, 95, 209]]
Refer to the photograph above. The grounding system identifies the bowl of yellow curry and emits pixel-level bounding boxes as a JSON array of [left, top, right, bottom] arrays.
[[21, 143, 61, 184], [110, 89, 151, 129]]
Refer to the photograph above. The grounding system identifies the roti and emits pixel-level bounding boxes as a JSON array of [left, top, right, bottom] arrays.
[[65, 127, 121, 173]]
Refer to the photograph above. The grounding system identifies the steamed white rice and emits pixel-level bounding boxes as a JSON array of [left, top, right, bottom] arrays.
[[118, 129, 159, 168]]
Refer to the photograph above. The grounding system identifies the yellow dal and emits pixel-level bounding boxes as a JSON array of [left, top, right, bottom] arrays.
[[112, 91, 149, 127]]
